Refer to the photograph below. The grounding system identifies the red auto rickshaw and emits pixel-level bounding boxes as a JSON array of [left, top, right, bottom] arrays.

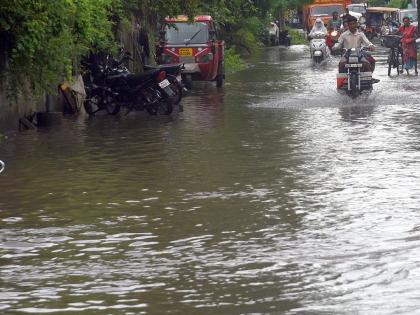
[[156, 15, 225, 88]]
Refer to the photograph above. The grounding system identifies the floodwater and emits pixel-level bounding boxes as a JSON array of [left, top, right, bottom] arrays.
[[2, 43, 420, 314]]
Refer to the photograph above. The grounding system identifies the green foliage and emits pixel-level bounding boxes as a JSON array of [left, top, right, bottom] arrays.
[[224, 48, 246, 74], [0, 0, 118, 98], [368, 0, 389, 6], [387, 0, 409, 8], [244, 16, 272, 45], [287, 28, 306, 45], [0, 0, 313, 99]]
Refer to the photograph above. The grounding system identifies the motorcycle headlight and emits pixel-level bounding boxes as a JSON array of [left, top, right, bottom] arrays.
[[331, 31, 338, 37]]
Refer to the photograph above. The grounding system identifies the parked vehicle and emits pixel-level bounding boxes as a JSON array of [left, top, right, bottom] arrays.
[[83, 51, 175, 116], [347, 3, 367, 16], [398, 8, 418, 27], [336, 47, 373, 98], [310, 32, 330, 64], [156, 15, 225, 89], [144, 63, 187, 106], [279, 30, 292, 46], [303, 0, 350, 33], [347, 3, 367, 20], [365, 7, 399, 38]]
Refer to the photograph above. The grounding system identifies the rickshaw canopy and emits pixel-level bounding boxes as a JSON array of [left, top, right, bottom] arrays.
[[366, 7, 399, 13]]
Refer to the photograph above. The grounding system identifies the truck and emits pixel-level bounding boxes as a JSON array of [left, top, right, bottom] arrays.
[[303, 0, 352, 32]]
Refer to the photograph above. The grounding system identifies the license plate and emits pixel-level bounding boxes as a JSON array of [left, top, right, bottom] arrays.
[[176, 75, 182, 82], [345, 63, 363, 68], [158, 79, 170, 88], [314, 51, 322, 56], [179, 48, 193, 56], [164, 86, 174, 96]]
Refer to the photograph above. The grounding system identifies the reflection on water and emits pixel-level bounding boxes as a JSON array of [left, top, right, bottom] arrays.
[[1, 44, 420, 314]]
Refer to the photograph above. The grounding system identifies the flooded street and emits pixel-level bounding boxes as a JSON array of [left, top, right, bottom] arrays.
[[2, 44, 420, 314]]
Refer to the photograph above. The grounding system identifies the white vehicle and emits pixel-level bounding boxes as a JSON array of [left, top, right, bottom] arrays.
[[310, 32, 330, 64], [398, 9, 418, 27], [347, 3, 367, 21]]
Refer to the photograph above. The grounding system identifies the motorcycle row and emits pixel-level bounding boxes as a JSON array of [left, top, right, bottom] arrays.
[[309, 23, 376, 99], [82, 50, 187, 116]]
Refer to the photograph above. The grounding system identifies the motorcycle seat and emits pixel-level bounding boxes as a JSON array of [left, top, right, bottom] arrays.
[[106, 69, 160, 86], [143, 64, 183, 75]]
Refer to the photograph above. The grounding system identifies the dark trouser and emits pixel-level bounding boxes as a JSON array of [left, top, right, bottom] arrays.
[[339, 56, 374, 73]]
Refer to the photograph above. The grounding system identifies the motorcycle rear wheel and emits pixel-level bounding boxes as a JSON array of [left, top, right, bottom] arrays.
[[167, 75, 183, 105], [146, 99, 173, 116]]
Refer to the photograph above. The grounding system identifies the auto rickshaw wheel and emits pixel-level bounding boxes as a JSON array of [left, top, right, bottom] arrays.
[[184, 75, 193, 90], [216, 62, 225, 88]]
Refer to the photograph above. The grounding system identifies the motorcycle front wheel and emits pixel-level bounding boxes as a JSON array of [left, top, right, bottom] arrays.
[[350, 72, 359, 99], [105, 101, 121, 115], [314, 56, 322, 64], [84, 94, 105, 116]]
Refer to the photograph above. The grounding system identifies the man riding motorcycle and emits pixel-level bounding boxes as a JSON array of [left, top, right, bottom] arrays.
[[333, 16, 376, 73]]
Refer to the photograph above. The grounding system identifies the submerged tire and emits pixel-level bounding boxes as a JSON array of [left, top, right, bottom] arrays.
[[84, 94, 104, 116], [184, 75, 192, 90], [146, 99, 173, 116], [167, 75, 183, 105], [350, 72, 359, 99], [104, 95, 121, 115], [216, 74, 224, 87]]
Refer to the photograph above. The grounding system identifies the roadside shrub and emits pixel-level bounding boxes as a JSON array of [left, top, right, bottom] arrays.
[[224, 48, 246, 74], [287, 27, 307, 45]]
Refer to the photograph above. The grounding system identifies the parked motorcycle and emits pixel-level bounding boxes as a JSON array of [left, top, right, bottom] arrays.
[[310, 32, 330, 64], [143, 63, 187, 106], [83, 51, 175, 116], [336, 47, 373, 98]]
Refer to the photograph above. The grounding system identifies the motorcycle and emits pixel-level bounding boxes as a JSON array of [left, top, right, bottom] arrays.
[[326, 29, 341, 55], [309, 31, 330, 64], [83, 52, 175, 116], [336, 47, 373, 98], [144, 63, 187, 106]]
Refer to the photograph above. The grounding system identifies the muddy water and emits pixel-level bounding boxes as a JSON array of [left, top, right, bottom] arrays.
[[1, 43, 420, 314]]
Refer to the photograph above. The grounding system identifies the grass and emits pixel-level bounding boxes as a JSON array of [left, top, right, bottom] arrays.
[[224, 48, 247, 74]]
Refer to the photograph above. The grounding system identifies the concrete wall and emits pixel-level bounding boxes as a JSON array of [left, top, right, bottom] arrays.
[[0, 17, 151, 133]]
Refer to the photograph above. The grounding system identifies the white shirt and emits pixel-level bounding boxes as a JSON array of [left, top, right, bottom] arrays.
[[334, 29, 373, 50]]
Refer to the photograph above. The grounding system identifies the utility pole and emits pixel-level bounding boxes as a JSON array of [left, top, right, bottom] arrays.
[[418, 0, 420, 31]]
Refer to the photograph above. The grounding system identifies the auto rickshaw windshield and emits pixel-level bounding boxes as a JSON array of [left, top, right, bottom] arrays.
[[165, 22, 209, 44]]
